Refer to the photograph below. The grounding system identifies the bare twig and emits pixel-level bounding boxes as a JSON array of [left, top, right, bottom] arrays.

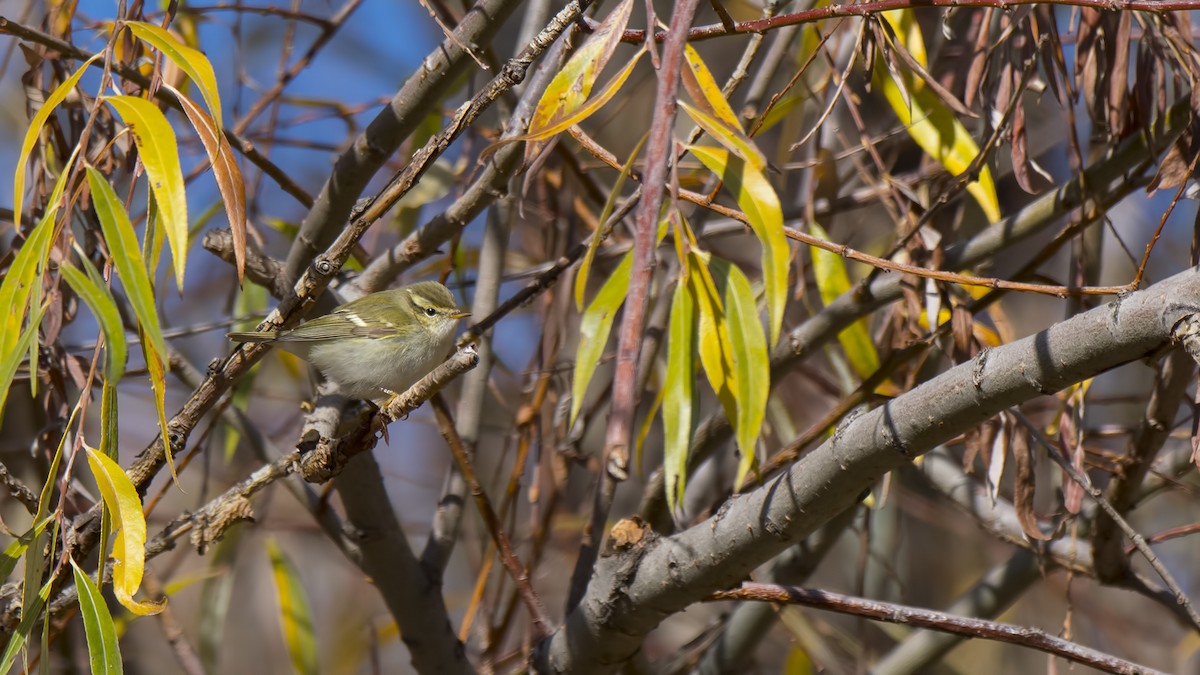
[[707, 583, 1168, 675]]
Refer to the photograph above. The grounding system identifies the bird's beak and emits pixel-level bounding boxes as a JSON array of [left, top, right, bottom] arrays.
[[450, 310, 471, 320]]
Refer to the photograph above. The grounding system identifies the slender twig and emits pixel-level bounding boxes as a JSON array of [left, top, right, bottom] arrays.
[[706, 583, 1168, 675], [429, 395, 553, 638], [1012, 411, 1200, 632]]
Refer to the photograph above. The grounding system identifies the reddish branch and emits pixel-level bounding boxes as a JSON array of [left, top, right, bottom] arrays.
[[609, 0, 1200, 43], [708, 583, 1168, 675]]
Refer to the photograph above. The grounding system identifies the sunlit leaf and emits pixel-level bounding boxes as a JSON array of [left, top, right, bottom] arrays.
[[678, 101, 766, 170], [125, 21, 222, 132], [522, 48, 646, 143], [267, 539, 318, 675], [87, 168, 174, 476], [687, 145, 789, 344], [570, 252, 632, 425], [711, 260, 769, 488], [12, 53, 101, 233], [0, 518, 50, 584], [681, 44, 743, 130], [662, 277, 696, 514], [882, 9, 927, 67], [576, 133, 646, 311], [872, 54, 1000, 222], [167, 84, 246, 284], [808, 222, 878, 378], [688, 251, 737, 423], [106, 95, 190, 289], [71, 558, 123, 675], [85, 445, 165, 616], [525, 0, 634, 162]]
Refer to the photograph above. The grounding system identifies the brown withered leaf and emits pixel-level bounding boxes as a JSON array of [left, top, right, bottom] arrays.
[[1011, 427, 1052, 541], [1146, 86, 1200, 193], [951, 305, 975, 361], [963, 416, 999, 474]]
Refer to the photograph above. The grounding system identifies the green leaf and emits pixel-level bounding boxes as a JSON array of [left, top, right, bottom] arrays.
[[267, 539, 318, 675], [0, 518, 51, 583], [12, 53, 102, 232], [60, 262, 127, 383], [124, 21, 223, 132], [570, 252, 632, 425], [808, 222, 878, 378], [86, 446, 165, 616], [0, 578, 52, 674], [71, 558, 123, 675], [711, 260, 770, 488], [662, 277, 696, 514], [105, 95, 190, 289], [166, 83, 246, 284], [86, 168, 174, 476], [576, 132, 647, 311], [686, 145, 789, 345], [525, 0, 634, 162], [0, 305, 46, 431]]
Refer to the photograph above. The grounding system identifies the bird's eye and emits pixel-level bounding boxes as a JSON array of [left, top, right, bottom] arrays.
[[425, 307, 437, 317]]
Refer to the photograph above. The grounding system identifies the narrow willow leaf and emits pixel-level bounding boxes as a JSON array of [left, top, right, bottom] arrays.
[[688, 251, 737, 424], [678, 101, 766, 170], [166, 84, 246, 284], [143, 338, 179, 483], [0, 578, 52, 673], [711, 260, 769, 488], [0, 305, 46, 430], [125, 21, 223, 131], [687, 145, 789, 344], [662, 277, 696, 514], [60, 262, 127, 383], [12, 53, 102, 232], [0, 518, 50, 583], [71, 558, 123, 675], [680, 44, 743, 130], [87, 169, 172, 467], [522, 48, 645, 143], [570, 252, 632, 425], [634, 374, 667, 477], [525, 0, 634, 162], [267, 540, 318, 675], [105, 95, 189, 289], [882, 8, 927, 67], [1, 145, 78, 364], [576, 132, 647, 311], [872, 59, 1000, 222], [85, 446, 165, 616], [199, 526, 242, 672], [808, 222, 878, 378]]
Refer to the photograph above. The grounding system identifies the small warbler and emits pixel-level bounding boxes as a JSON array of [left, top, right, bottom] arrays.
[[228, 281, 469, 401]]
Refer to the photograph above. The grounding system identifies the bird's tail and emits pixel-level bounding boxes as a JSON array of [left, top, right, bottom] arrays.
[[227, 331, 279, 344]]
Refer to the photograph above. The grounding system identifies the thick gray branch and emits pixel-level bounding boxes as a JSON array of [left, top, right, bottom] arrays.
[[535, 268, 1200, 673]]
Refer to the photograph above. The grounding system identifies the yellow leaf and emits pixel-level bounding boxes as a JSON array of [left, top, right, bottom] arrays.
[[872, 58, 1000, 223], [523, 48, 645, 144], [525, 0, 634, 162], [680, 44, 743, 130], [85, 446, 165, 616], [106, 95, 190, 289], [809, 222, 878, 378], [12, 53, 101, 233], [125, 21, 223, 132], [678, 100, 766, 170], [266, 540, 318, 675], [688, 251, 737, 424], [687, 145, 789, 344]]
